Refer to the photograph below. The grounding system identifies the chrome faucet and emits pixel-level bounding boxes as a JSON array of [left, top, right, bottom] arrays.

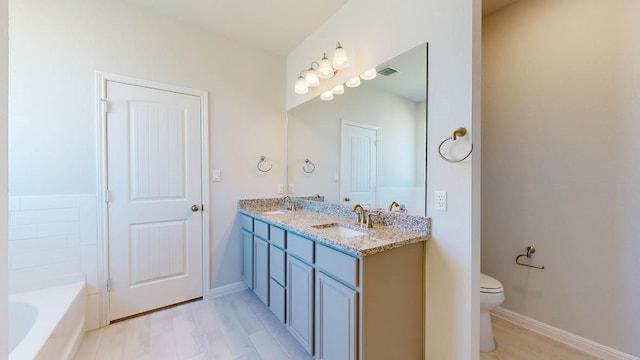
[[283, 195, 296, 211], [351, 204, 366, 226]]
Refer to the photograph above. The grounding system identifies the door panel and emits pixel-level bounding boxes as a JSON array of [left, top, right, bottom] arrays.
[[341, 122, 377, 208], [107, 81, 203, 321], [287, 256, 314, 354], [316, 272, 358, 360]]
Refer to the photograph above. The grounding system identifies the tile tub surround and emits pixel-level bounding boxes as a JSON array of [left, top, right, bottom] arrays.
[[238, 198, 430, 256]]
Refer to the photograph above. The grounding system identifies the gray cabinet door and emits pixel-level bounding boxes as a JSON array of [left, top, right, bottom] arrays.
[[287, 256, 314, 354], [242, 230, 253, 289], [253, 237, 269, 306], [315, 272, 358, 360]]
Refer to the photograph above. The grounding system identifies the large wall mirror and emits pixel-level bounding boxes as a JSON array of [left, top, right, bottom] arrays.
[[287, 43, 427, 215]]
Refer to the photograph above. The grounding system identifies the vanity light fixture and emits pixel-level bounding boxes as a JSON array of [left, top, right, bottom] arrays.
[[345, 76, 361, 88], [294, 42, 350, 95], [360, 68, 377, 81], [320, 91, 334, 101], [331, 84, 344, 95]]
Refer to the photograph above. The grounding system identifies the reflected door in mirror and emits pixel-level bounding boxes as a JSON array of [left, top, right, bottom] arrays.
[[341, 121, 378, 208]]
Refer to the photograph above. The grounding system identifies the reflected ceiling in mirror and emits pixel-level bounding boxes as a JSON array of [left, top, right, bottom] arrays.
[[287, 43, 427, 215]]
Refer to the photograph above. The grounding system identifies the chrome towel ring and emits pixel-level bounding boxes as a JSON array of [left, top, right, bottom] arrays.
[[303, 158, 316, 174], [257, 156, 272, 172], [438, 127, 473, 163]]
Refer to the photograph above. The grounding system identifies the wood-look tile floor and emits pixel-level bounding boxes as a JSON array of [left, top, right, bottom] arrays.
[[74, 289, 313, 360], [76, 290, 600, 360], [481, 315, 601, 360]]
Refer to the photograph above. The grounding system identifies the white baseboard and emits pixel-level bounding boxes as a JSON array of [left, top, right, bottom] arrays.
[[209, 282, 247, 298], [492, 307, 639, 360]]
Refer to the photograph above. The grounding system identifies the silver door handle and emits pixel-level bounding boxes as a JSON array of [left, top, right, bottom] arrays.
[[191, 205, 200, 212]]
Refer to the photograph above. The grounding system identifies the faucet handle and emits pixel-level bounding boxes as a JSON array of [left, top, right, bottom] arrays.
[[366, 212, 379, 229]]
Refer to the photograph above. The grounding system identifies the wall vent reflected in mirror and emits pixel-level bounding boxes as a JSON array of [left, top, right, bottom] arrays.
[[287, 43, 428, 216], [378, 66, 399, 77]]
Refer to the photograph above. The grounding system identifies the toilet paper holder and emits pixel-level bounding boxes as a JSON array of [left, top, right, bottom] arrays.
[[515, 246, 545, 270]]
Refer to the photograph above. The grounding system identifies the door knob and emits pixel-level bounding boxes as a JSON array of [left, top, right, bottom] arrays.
[[191, 205, 200, 212], [344, 197, 350, 202]]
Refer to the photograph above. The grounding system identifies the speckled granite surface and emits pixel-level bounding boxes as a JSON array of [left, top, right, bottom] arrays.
[[238, 198, 431, 256]]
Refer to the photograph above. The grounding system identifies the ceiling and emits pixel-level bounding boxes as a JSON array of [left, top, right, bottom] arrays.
[[125, 0, 518, 56], [125, 0, 348, 56], [483, 0, 519, 16]]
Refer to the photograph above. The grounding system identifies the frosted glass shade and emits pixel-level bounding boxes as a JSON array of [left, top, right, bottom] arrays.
[[331, 84, 344, 95], [332, 42, 349, 70], [318, 54, 334, 79], [320, 91, 334, 101], [294, 75, 309, 94], [345, 76, 361, 88], [304, 68, 319, 87], [360, 68, 377, 80]]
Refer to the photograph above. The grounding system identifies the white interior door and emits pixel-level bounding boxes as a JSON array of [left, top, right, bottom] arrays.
[[106, 81, 203, 321], [340, 121, 378, 208]]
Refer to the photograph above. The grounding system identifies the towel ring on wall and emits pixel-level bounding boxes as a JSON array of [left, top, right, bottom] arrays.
[[438, 127, 474, 163], [515, 246, 545, 270], [303, 158, 316, 174], [257, 156, 272, 172]]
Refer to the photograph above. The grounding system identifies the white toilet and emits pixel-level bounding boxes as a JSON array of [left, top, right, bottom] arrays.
[[480, 273, 504, 352]]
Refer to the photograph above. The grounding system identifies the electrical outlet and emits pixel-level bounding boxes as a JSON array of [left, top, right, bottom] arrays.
[[277, 184, 284, 194], [434, 191, 447, 211], [288, 184, 295, 193]]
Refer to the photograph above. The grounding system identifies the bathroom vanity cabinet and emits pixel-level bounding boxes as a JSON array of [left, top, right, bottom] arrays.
[[240, 212, 425, 360]]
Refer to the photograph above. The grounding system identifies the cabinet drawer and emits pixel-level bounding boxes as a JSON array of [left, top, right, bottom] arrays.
[[270, 246, 286, 285], [270, 226, 286, 248], [316, 244, 359, 287], [254, 219, 269, 240], [287, 232, 314, 264], [270, 279, 286, 323], [240, 214, 253, 231]]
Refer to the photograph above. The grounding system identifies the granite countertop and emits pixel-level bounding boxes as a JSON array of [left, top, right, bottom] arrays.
[[239, 204, 430, 257]]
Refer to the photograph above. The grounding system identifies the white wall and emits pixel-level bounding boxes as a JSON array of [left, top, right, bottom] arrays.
[[1, 0, 8, 355], [288, 84, 424, 213], [287, 0, 481, 358], [482, 0, 640, 356], [9, 0, 286, 324]]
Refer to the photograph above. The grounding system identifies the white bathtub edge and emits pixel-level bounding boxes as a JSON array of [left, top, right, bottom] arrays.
[[9, 281, 85, 360]]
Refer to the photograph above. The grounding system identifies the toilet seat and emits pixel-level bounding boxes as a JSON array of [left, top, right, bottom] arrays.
[[480, 273, 503, 294]]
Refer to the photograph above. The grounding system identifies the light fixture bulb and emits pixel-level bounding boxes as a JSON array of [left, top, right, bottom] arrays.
[[331, 84, 344, 95], [320, 91, 334, 101], [304, 66, 320, 87], [345, 76, 361, 88], [318, 53, 335, 79], [360, 68, 377, 80], [332, 42, 350, 70], [294, 75, 309, 94]]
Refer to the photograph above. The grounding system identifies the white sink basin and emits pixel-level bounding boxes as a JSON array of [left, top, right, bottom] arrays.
[[263, 209, 289, 215], [311, 223, 368, 238]]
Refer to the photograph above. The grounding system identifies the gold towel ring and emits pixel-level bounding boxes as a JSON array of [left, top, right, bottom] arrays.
[[438, 127, 473, 163]]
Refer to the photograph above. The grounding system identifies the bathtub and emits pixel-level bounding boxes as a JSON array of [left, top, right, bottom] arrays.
[[9, 281, 86, 360]]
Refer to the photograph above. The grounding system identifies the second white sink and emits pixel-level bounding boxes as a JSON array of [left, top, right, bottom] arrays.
[[311, 223, 368, 238]]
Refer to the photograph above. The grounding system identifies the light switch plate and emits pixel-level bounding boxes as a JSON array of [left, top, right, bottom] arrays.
[[211, 169, 221, 182], [277, 184, 284, 194], [288, 184, 295, 193], [434, 191, 447, 211]]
